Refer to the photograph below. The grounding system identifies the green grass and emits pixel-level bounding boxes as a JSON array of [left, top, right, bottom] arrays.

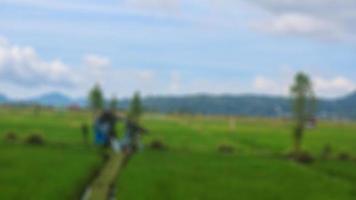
[[117, 115, 356, 200], [1, 108, 356, 200], [118, 151, 353, 200], [0, 144, 101, 200], [0, 107, 92, 144], [0, 108, 101, 200]]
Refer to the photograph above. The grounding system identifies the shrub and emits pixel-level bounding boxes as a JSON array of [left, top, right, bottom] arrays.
[[4, 132, 17, 142], [149, 140, 167, 151], [25, 133, 45, 145], [287, 151, 315, 164], [338, 152, 351, 161]]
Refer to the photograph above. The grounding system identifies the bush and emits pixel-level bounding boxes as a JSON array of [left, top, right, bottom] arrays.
[[338, 152, 351, 161], [25, 134, 45, 146], [218, 144, 235, 154], [149, 140, 167, 151], [287, 151, 315, 164], [4, 132, 17, 142]]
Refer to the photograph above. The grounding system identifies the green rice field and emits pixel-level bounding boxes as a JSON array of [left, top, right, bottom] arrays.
[[1, 108, 356, 199]]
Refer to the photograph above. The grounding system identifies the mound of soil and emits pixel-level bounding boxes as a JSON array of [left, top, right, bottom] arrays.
[[25, 134, 45, 146], [4, 132, 18, 142], [218, 144, 235, 154], [149, 140, 167, 151]]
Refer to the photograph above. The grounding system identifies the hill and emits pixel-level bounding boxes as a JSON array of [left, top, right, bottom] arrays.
[[28, 92, 73, 107], [0, 94, 7, 103]]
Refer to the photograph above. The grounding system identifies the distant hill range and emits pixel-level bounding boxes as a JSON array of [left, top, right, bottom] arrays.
[[1, 91, 355, 119]]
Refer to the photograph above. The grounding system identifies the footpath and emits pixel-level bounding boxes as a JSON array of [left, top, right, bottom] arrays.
[[82, 152, 127, 200]]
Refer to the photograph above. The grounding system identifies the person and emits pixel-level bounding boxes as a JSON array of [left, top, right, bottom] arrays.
[[120, 118, 147, 153], [94, 110, 120, 148]]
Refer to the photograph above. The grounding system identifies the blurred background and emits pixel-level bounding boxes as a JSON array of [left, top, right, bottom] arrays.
[[0, 0, 355, 200]]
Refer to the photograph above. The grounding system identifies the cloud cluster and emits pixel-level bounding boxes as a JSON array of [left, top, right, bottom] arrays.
[[3, 0, 356, 42], [0, 36, 161, 98], [253, 74, 356, 97], [249, 0, 356, 41], [314, 76, 356, 96], [0, 38, 78, 87]]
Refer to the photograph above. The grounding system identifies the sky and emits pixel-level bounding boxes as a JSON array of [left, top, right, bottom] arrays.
[[0, 0, 355, 99]]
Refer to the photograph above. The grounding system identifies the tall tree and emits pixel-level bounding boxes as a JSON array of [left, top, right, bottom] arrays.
[[88, 84, 104, 115], [290, 72, 316, 156], [109, 96, 119, 112], [128, 92, 143, 122]]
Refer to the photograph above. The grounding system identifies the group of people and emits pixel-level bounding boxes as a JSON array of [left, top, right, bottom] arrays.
[[92, 110, 146, 153]]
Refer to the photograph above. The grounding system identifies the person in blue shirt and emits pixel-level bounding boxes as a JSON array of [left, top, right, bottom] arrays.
[[94, 110, 120, 147]]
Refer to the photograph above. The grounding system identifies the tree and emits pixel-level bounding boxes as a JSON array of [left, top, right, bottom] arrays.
[[109, 96, 119, 112], [128, 92, 143, 122], [290, 72, 316, 156], [88, 84, 104, 115]]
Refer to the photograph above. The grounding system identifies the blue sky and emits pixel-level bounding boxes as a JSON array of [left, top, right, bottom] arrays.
[[0, 0, 355, 99]]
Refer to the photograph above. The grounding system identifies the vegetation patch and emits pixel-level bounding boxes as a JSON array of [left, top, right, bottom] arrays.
[[337, 152, 351, 161], [217, 144, 235, 154], [149, 140, 168, 151], [25, 133, 45, 146], [3, 132, 18, 143]]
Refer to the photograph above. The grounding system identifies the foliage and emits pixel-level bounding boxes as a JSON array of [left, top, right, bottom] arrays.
[[290, 72, 316, 155], [88, 84, 104, 113], [109, 96, 119, 112], [127, 92, 143, 122]]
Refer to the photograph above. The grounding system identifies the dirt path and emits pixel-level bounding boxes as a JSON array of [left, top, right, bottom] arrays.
[[82, 152, 126, 200]]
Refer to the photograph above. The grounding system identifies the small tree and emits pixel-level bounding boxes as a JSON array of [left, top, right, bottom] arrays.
[[128, 92, 143, 122], [88, 84, 104, 115], [109, 96, 119, 112], [290, 72, 316, 156]]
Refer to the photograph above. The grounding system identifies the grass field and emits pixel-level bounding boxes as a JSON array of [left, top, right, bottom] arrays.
[[1, 108, 356, 200], [0, 107, 101, 200], [117, 115, 356, 200]]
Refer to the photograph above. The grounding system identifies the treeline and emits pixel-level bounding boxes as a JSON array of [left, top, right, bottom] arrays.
[[119, 93, 356, 119], [1, 91, 355, 120]]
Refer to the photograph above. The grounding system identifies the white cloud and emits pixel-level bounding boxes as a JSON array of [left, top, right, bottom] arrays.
[[248, 0, 356, 41], [251, 13, 344, 40], [0, 36, 163, 98], [254, 76, 277, 90], [136, 70, 155, 82], [314, 76, 355, 97], [253, 75, 290, 95], [83, 54, 110, 69], [0, 38, 78, 87], [251, 73, 356, 98]]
